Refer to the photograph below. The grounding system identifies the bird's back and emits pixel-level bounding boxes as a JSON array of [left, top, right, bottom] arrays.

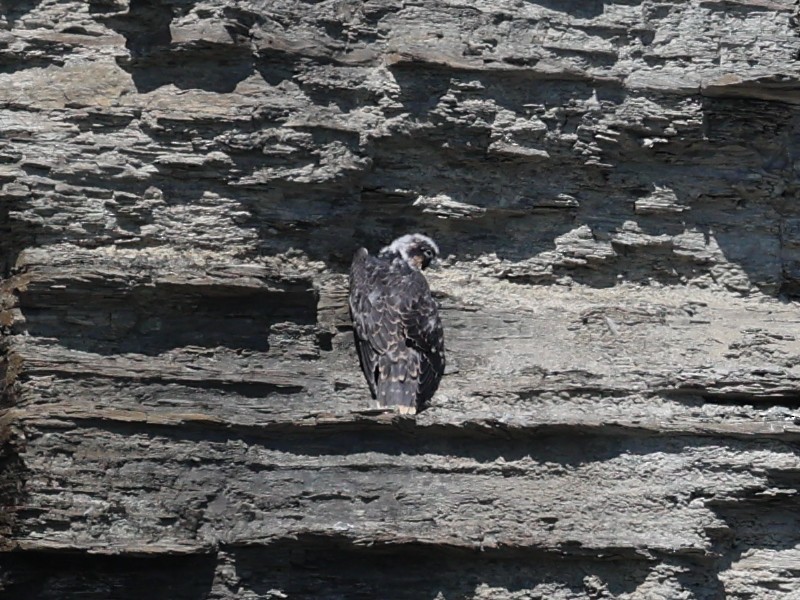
[[349, 248, 444, 412]]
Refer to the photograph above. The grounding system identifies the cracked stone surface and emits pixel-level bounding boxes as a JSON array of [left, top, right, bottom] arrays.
[[2, 0, 800, 598]]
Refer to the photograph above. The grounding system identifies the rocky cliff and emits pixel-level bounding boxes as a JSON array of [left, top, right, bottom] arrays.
[[2, 0, 800, 598]]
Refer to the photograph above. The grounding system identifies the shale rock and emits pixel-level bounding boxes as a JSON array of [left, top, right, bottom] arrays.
[[2, 1, 800, 598]]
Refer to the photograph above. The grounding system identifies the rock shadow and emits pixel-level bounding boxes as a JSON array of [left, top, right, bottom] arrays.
[[96, 0, 257, 93], [0, 0, 43, 26], [71, 417, 795, 471], [16, 278, 317, 356], [0, 189, 41, 279], [702, 469, 800, 597], [229, 534, 653, 599], [0, 551, 216, 600]]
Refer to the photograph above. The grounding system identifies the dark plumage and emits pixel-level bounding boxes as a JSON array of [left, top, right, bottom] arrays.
[[349, 234, 445, 414]]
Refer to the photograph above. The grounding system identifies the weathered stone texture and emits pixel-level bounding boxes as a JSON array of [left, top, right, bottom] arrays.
[[2, 0, 800, 598]]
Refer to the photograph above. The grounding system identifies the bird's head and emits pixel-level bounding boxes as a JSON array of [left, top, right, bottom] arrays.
[[380, 233, 440, 271]]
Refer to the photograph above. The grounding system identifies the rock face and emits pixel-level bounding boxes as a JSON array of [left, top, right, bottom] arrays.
[[2, 0, 800, 598]]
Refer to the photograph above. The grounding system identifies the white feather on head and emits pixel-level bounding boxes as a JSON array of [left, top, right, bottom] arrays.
[[381, 233, 440, 264]]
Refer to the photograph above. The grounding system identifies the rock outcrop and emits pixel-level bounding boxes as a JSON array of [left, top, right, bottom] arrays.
[[2, 1, 800, 598]]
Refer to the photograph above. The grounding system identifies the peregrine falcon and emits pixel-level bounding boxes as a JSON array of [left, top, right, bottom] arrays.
[[349, 234, 445, 414]]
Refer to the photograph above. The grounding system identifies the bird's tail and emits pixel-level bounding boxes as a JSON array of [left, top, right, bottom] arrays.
[[376, 360, 417, 414]]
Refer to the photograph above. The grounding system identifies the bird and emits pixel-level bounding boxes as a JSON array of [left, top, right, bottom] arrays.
[[349, 233, 445, 414]]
